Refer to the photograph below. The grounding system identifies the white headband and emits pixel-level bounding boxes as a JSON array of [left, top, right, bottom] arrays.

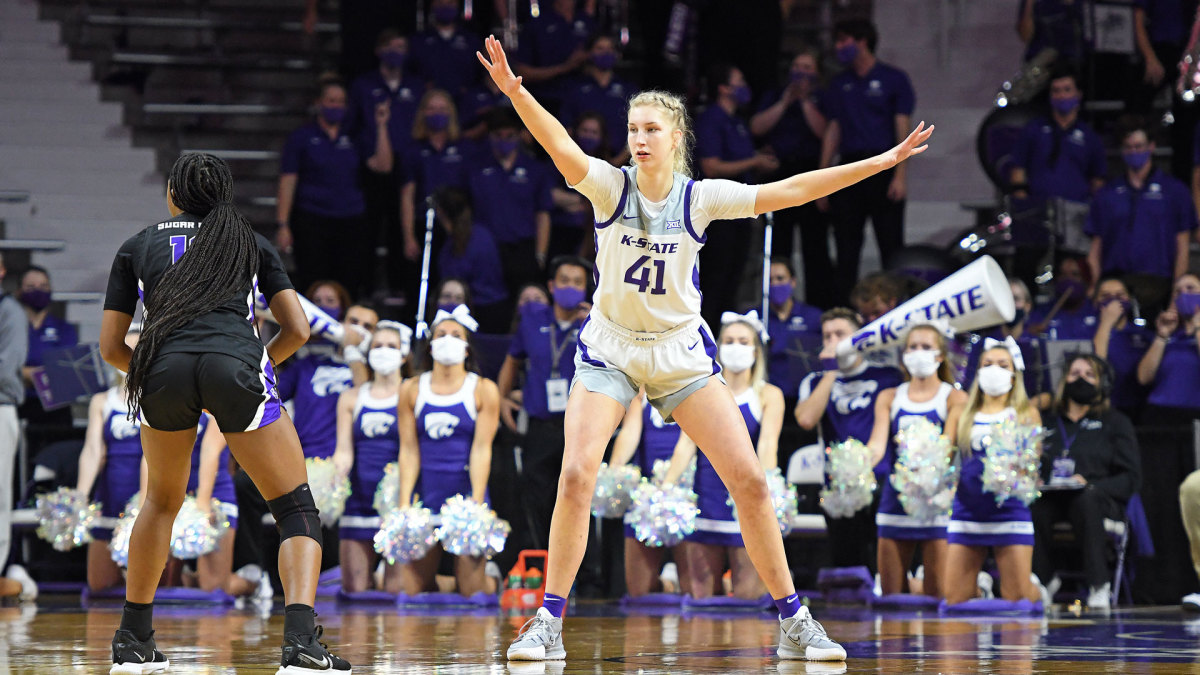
[[720, 310, 764, 335], [375, 320, 414, 356], [432, 304, 478, 333], [983, 335, 1025, 372]]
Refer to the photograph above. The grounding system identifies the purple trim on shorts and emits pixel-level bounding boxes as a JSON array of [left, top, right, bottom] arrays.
[[256, 359, 283, 430], [878, 525, 947, 541], [338, 526, 379, 541], [946, 531, 1034, 547], [698, 324, 720, 376], [684, 529, 744, 547], [682, 180, 705, 244], [596, 169, 630, 229], [577, 317, 605, 368]]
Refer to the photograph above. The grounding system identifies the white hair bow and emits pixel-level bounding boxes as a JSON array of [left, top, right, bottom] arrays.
[[983, 335, 1025, 372], [721, 310, 764, 335], [912, 318, 955, 339], [375, 320, 414, 356], [432, 304, 479, 333]]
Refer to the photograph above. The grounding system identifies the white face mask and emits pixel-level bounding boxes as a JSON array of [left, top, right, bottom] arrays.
[[978, 365, 1014, 397], [430, 335, 468, 366], [719, 343, 756, 373], [368, 347, 403, 375], [902, 349, 940, 379]]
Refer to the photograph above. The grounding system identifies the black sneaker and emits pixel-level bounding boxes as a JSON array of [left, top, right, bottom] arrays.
[[277, 625, 352, 674], [110, 629, 170, 674]]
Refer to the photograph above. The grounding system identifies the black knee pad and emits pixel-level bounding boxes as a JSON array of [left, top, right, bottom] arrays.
[[267, 483, 323, 546]]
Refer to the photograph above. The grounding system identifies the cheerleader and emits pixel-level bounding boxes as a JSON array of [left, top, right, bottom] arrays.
[[332, 321, 412, 593], [608, 388, 691, 597], [664, 312, 784, 600], [181, 414, 249, 597], [395, 305, 500, 596], [943, 338, 1042, 605], [866, 322, 966, 598]]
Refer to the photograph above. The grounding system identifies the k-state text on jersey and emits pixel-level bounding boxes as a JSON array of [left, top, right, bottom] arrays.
[[619, 234, 679, 254]]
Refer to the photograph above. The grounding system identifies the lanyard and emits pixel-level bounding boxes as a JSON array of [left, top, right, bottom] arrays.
[[548, 321, 578, 378], [1056, 417, 1079, 457]]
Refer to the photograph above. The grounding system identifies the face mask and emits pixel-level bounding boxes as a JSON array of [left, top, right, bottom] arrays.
[[576, 135, 603, 155], [320, 305, 343, 321], [368, 347, 403, 375], [430, 335, 468, 366], [19, 289, 51, 312], [1006, 307, 1027, 328], [1051, 96, 1080, 116], [1064, 378, 1099, 405], [552, 286, 585, 310], [319, 106, 346, 125], [491, 137, 520, 157], [380, 50, 406, 69], [835, 43, 859, 65], [902, 349, 940, 379], [790, 71, 816, 85], [978, 365, 1014, 397], [768, 283, 792, 306], [1123, 150, 1151, 171], [432, 4, 458, 23], [1096, 296, 1131, 315], [1056, 278, 1086, 305], [1176, 292, 1200, 317], [425, 112, 450, 131], [591, 52, 617, 70], [731, 84, 752, 106], [719, 343, 756, 373]]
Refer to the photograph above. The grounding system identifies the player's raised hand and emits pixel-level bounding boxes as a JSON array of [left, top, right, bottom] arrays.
[[884, 121, 934, 168], [477, 35, 522, 98]]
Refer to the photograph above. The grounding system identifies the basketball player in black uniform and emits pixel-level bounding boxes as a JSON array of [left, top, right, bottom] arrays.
[[100, 153, 351, 674]]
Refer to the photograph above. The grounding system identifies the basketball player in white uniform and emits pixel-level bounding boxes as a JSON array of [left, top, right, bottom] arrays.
[[478, 35, 933, 663]]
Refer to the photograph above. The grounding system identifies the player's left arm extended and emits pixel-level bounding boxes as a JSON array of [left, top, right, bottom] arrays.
[[753, 121, 933, 215]]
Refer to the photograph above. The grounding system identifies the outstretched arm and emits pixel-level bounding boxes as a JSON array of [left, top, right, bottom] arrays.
[[753, 122, 934, 215], [477, 35, 590, 186]]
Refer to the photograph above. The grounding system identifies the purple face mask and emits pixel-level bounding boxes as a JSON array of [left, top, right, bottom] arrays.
[[319, 305, 343, 321], [319, 106, 346, 125], [432, 4, 458, 23], [552, 286, 586, 310], [1176, 292, 1200, 317], [380, 50, 406, 69], [1123, 150, 1152, 171], [820, 356, 840, 371], [576, 135, 603, 155], [790, 71, 816, 85], [1051, 96, 1080, 116], [835, 43, 858, 65], [491, 137, 520, 157], [425, 112, 450, 131], [591, 52, 617, 71], [19, 289, 51, 312], [769, 283, 792, 306], [731, 84, 752, 106], [1056, 278, 1087, 302]]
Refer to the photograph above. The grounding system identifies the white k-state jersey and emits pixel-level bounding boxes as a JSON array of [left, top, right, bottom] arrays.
[[571, 157, 758, 333]]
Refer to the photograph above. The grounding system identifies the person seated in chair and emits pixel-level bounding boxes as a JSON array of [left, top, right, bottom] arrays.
[[1032, 354, 1141, 609]]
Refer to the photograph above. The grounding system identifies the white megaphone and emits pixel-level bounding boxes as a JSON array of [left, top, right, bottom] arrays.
[[254, 291, 346, 345], [836, 255, 1014, 359]]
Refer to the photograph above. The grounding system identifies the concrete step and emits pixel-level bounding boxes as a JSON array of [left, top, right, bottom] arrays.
[[0, 19, 61, 43], [0, 41, 68, 60], [0, 121, 131, 146], [0, 58, 95, 81], [0, 101, 122, 125], [19, 194, 163, 221], [1, 145, 157, 171]]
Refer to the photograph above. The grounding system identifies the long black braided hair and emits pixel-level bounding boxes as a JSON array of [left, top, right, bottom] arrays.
[[124, 153, 259, 413]]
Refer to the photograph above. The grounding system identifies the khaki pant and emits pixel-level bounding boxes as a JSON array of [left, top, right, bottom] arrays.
[[1180, 470, 1200, 582]]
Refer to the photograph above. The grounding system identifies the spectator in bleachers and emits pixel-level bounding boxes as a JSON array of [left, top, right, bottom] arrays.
[[762, 258, 822, 406], [819, 18, 915, 303], [1085, 122, 1196, 316], [458, 75, 510, 141], [513, 0, 594, 108], [559, 35, 638, 164], [696, 63, 779, 329], [1134, 1, 1197, 177], [411, 0, 482, 98], [750, 47, 834, 309], [549, 112, 610, 261], [1033, 353, 1140, 609], [434, 278, 471, 315], [1009, 68, 1106, 207], [1017, 0, 1088, 69], [277, 76, 393, 299], [433, 187, 509, 333], [1028, 257, 1097, 340], [850, 272, 902, 326], [468, 108, 554, 295], [18, 266, 77, 446], [402, 89, 471, 265], [795, 308, 903, 573], [495, 257, 588, 549], [1137, 273, 1200, 425], [0, 251, 28, 589], [1092, 276, 1154, 419], [309, 280, 353, 322]]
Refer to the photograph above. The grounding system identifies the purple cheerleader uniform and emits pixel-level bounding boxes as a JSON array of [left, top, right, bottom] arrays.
[[414, 372, 482, 520], [623, 403, 681, 539], [92, 389, 143, 539], [687, 388, 761, 547], [340, 384, 400, 540], [185, 415, 239, 530], [947, 408, 1035, 547], [876, 382, 952, 541]]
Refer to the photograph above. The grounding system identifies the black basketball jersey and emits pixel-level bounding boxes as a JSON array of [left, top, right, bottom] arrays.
[[103, 212, 294, 369]]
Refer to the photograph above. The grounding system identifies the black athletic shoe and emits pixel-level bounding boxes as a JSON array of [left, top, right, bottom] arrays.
[[277, 625, 352, 674], [110, 629, 170, 674]]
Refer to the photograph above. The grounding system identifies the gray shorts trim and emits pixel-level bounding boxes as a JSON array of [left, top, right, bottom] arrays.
[[571, 364, 720, 424]]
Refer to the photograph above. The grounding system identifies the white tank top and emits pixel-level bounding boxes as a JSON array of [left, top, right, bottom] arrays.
[[890, 381, 953, 429]]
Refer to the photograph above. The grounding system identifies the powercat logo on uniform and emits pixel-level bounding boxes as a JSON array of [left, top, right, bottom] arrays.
[[619, 234, 679, 254]]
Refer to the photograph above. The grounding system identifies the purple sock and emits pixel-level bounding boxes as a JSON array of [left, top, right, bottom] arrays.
[[775, 593, 801, 619], [541, 592, 567, 618]]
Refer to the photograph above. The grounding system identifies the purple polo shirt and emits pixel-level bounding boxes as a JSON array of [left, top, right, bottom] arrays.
[[346, 70, 425, 161], [508, 303, 582, 419], [765, 302, 822, 397], [1028, 302, 1098, 340], [457, 84, 510, 131], [276, 349, 353, 459], [1147, 333, 1200, 410], [410, 25, 483, 96], [695, 104, 757, 183], [755, 88, 825, 165], [437, 224, 509, 306], [799, 363, 904, 482], [280, 122, 367, 218], [26, 313, 78, 368], [515, 11, 594, 70], [823, 61, 915, 156], [559, 75, 638, 155], [1085, 169, 1198, 279], [467, 151, 554, 243], [1102, 321, 1153, 411], [1011, 116, 1107, 203], [402, 139, 471, 203]]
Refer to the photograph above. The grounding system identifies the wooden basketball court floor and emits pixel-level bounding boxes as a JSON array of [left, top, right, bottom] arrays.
[[3, 597, 1199, 673]]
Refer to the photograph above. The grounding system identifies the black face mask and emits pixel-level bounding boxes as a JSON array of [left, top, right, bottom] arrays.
[[1064, 378, 1099, 405], [1006, 307, 1027, 328]]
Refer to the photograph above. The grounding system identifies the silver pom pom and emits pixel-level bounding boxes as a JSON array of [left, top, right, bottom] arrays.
[[170, 496, 227, 559], [727, 467, 800, 535], [373, 461, 401, 515], [435, 495, 510, 557], [373, 501, 437, 564], [306, 457, 352, 527], [35, 488, 97, 552], [590, 462, 642, 518], [892, 418, 958, 522], [820, 439, 877, 518], [981, 420, 1044, 507], [628, 480, 700, 547]]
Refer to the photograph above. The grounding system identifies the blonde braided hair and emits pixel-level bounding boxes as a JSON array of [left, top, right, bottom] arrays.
[[627, 90, 694, 178]]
